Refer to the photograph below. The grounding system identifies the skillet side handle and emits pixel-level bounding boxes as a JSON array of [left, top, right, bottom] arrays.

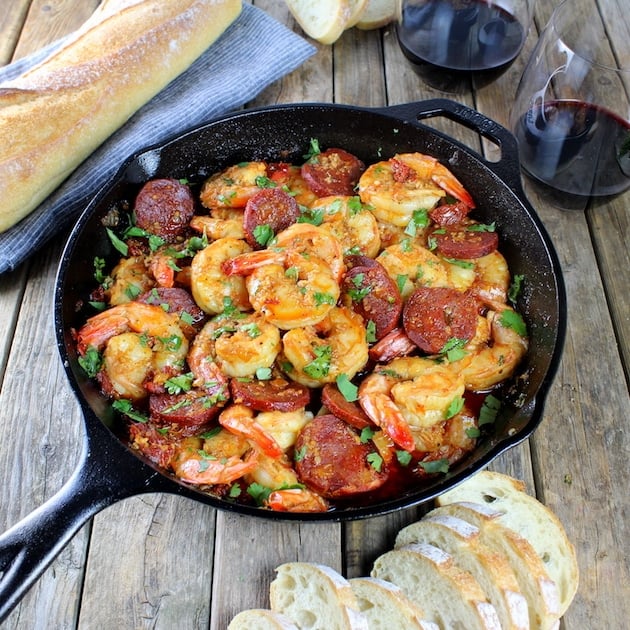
[[380, 99, 525, 195], [0, 438, 135, 623]]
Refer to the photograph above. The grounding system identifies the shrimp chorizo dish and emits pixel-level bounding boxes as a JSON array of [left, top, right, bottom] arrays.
[[73, 142, 530, 514]]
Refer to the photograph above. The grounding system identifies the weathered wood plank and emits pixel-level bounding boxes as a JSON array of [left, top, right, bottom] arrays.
[[78, 494, 216, 629], [0, 0, 30, 64]]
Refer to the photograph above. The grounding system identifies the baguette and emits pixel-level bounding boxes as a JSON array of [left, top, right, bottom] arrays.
[[0, 0, 241, 233], [228, 609, 299, 630], [395, 514, 530, 630], [436, 470, 579, 616], [349, 576, 439, 630], [270, 562, 369, 629], [431, 502, 561, 629], [355, 0, 398, 30], [371, 543, 502, 630], [285, 0, 353, 45]]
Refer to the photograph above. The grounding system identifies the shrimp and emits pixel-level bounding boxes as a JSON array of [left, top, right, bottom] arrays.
[[224, 246, 340, 330], [219, 403, 313, 456], [358, 152, 474, 228], [200, 161, 267, 209], [190, 237, 252, 315], [282, 306, 369, 388], [311, 195, 381, 258], [245, 450, 329, 513], [274, 223, 346, 283], [190, 208, 246, 240], [190, 312, 281, 379], [76, 301, 189, 398], [172, 433, 258, 486], [218, 404, 284, 458], [457, 302, 529, 391], [376, 240, 451, 298], [358, 356, 466, 452], [106, 256, 154, 305], [442, 250, 510, 304], [268, 163, 319, 208]]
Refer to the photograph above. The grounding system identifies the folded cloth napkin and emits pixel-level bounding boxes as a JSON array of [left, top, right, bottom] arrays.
[[0, 3, 316, 274]]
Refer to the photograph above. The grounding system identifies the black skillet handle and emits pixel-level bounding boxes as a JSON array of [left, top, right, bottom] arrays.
[[0, 435, 145, 622], [379, 98, 525, 195]]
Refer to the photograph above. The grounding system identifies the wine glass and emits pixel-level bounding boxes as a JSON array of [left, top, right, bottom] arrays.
[[510, 0, 630, 206], [396, 0, 536, 93]]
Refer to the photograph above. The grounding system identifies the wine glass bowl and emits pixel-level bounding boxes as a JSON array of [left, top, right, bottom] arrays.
[[396, 0, 535, 93], [510, 0, 630, 205]]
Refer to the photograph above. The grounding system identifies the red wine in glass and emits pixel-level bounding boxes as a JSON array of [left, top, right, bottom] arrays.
[[515, 100, 630, 198], [397, 0, 527, 92]]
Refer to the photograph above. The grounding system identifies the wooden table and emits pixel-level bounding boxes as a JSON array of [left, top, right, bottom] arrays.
[[1, 1, 628, 628]]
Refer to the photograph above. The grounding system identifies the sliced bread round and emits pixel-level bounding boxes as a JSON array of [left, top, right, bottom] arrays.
[[228, 609, 299, 630], [349, 576, 438, 629], [431, 502, 561, 629], [345, 0, 369, 28], [285, 0, 353, 44], [270, 562, 368, 629], [396, 514, 530, 630], [371, 542, 502, 630], [436, 470, 579, 616], [355, 0, 398, 30]]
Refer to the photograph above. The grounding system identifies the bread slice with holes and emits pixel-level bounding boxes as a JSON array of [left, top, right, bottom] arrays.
[[436, 470, 579, 617], [431, 501, 560, 629], [285, 0, 353, 44], [396, 513, 530, 630], [228, 609, 299, 630], [371, 543, 502, 630], [270, 562, 368, 629], [349, 576, 439, 630], [355, 0, 398, 29]]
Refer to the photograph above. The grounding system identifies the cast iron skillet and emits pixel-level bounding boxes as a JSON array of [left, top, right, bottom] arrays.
[[0, 99, 566, 620]]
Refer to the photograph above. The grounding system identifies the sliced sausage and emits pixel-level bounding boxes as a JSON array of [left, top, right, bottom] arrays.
[[230, 377, 310, 412], [138, 287, 206, 338], [321, 383, 372, 429], [342, 262, 402, 340], [295, 414, 388, 499], [149, 390, 224, 430], [243, 187, 300, 248], [429, 201, 471, 226], [301, 148, 365, 197], [134, 178, 195, 242], [431, 225, 499, 259], [128, 422, 180, 468], [402, 286, 478, 355]]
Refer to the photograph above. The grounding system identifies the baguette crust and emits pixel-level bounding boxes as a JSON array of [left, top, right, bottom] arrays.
[[431, 502, 561, 629], [0, 0, 241, 233], [396, 514, 530, 630], [371, 543, 502, 630], [436, 470, 579, 616]]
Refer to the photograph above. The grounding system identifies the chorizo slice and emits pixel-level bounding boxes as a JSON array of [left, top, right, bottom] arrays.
[[301, 148, 365, 197], [138, 287, 206, 338], [342, 262, 402, 340], [134, 178, 195, 242], [431, 225, 499, 259], [243, 187, 300, 248], [149, 390, 224, 431], [230, 377, 310, 412], [321, 383, 372, 430], [295, 414, 388, 499], [429, 200, 472, 226], [402, 286, 478, 355]]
